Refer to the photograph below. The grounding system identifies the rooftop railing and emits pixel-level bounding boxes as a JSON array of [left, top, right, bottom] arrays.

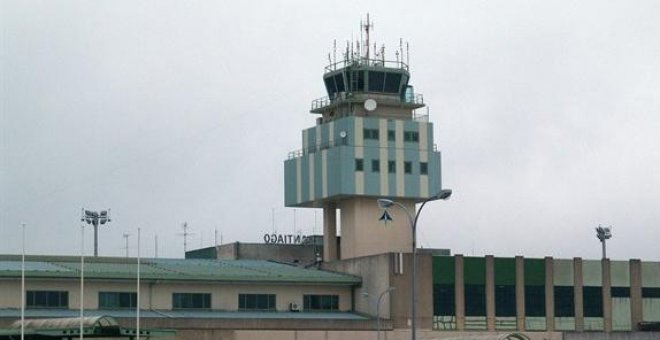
[[311, 92, 424, 111], [324, 58, 409, 73], [287, 141, 439, 160]]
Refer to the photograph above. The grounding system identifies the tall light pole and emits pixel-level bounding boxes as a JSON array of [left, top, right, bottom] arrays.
[[376, 287, 396, 340], [81, 209, 111, 257], [377, 189, 452, 340], [596, 225, 612, 259]]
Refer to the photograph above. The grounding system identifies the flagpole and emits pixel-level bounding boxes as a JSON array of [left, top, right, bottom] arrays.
[[80, 224, 84, 340], [136, 227, 141, 340], [21, 223, 25, 340]]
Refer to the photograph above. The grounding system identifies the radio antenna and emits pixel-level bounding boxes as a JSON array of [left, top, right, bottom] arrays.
[[362, 13, 373, 60]]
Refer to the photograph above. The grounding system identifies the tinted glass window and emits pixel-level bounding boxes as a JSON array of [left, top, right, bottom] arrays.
[[324, 76, 337, 98], [420, 162, 428, 175], [371, 159, 380, 172], [495, 285, 516, 317], [525, 285, 545, 316], [384, 73, 402, 93], [99, 292, 137, 309], [554, 286, 574, 317], [388, 161, 395, 173], [611, 287, 630, 298], [355, 159, 364, 171], [238, 294, 276, 311], [303, 295, 339, 311], [368, 71, 385, 92], [433, 284, 455, 315], [583, 286, 603, 317], [334, 73, 345, 92], [465, 284, 486, 316], [26, 291, 68, 308], [172, 293, 211, 309]]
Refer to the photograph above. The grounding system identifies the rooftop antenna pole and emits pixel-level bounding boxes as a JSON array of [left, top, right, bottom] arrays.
[[136, 227, 141, 340], [214, 228, 218, 247], [333, 39, 337, 68], [154, 234, 158, 258], [272, 208, 276, 233], [362, 13, 372, 61], [406, 42, 410, 69], [180, 222, 190, 254], [123, 233, 130, 258], [400, 38, 403, 67]]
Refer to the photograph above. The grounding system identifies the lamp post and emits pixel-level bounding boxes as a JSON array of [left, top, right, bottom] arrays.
[[81, 209, 111, 257], [596, 225, 612, 259], [376, 287, 396, 340], [377, 189, 452, 340]]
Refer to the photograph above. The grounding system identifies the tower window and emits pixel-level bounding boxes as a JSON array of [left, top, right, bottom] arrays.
[[355, 159, 364, 171], [371, 159, 380, 172], [364, 128, 379, 140], [388, 161, 395, 173], [404, 131, 419, 142], [420, 162, 428, 175], [387, 130, 395, 141], [404, 161, 412, 174]]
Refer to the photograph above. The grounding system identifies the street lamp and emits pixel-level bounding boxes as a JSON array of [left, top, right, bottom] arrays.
[[596, 224, 612, 259], [376, 287, 396, 340], [81, 209, 111, 257], [377, 189, 452, 340]]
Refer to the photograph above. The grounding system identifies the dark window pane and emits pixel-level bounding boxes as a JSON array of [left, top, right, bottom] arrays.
[[465, 284, 486, 316], [334, 73, 345, 93], [303, 295, 338, 311], [384, 73, 402, 93], [611, 287, 630, 298], [387, 130, 395, 141], [355, 159, 364, 171], [404, 161, 412, 174], [554, 286, 575, 317], [433, 284, 455, 315], [26, 291, 68, 308], [388, 161, 395, 173], [420, 162, 428, 175], [368, 71, 385, 92], [324, 76, 337, 98], [525, 285, 545, 317], [583, 286, 603, 317], [173, 293, 211, 309], [351, 71, 365, 92], [495, 285, 516, 317], [239, 294, 276, 311], [372, 159, 380, 172], [643, 287, 660, 298]]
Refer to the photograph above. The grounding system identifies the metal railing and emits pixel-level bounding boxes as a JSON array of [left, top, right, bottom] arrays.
[[324, 58, 408, 73], [287, 141, 440, 160], [311, 92, 424, 111]]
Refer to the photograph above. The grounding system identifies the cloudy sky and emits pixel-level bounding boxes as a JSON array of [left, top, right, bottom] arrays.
[[2, 1, 659, 260]]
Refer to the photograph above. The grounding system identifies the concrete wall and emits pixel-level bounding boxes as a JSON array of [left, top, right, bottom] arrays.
[[338, 197, 413, 260], [0, 278, 352, 312]]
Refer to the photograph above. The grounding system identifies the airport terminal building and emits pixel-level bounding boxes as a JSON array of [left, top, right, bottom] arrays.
[[2, 22, 659, 340]]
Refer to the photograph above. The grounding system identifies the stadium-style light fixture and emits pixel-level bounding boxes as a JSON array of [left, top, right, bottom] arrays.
[[81, 208, 112, 257], [596, 224, 613, 259]]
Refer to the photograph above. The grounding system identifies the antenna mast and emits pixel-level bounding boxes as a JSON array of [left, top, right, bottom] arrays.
[[123, 233, 130, 257], [179, 222, 192, 253], [362, 13, 373, 61]]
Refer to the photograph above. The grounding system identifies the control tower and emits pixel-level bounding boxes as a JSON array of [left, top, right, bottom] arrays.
[[284, 18, 445, 261]]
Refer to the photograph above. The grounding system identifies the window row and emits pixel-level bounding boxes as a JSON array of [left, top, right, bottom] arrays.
[[363, 128, 419, 142], [355, 159, 428, 175], [24, 291, 339, 311]]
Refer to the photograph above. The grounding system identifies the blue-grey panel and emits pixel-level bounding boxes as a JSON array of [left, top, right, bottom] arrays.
[[300, 154, 309, 202], [284, 159, 297, 206], [404, 147, 420, 197], [314, 152, 322, 200], [363, 145, 380, 196]]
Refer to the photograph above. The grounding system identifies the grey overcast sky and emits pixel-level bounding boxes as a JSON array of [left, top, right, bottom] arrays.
[[1, 1, 659, 260]]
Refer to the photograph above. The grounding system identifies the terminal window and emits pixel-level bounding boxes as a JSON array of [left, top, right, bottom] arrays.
[[420, 162, 428, 175], [372, 159, 380, 172], [99, 292, 137, 309], [364, 128, 379, 140], [583, 286, 603, 317], [355, 158, 364, 171], [524, 285, 546, 316], [172, 293, 211, 309], [26, 291, 68, 309], [404, 161, 412, 174], [239, 294, 276, 311], [303, 294, 339, 311], [554, 286, 575, 317]]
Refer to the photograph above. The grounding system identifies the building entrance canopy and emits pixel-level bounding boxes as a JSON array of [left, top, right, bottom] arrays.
[[0, 316, 175, 340]]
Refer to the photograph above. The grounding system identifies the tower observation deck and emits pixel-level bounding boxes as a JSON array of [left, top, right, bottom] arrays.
[[284, 17, 446, 261]]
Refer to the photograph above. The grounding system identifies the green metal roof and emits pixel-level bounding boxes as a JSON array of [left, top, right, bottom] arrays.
[[0, 255, 361, 285]]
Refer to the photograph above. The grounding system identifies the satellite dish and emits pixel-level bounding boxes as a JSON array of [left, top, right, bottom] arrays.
[[339, 131, 347, 138], [364, 99, 378, 112]]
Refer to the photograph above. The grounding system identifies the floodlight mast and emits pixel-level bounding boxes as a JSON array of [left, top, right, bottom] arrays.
[[81, 208, 112, 257], [596, 224, 613, 259]]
